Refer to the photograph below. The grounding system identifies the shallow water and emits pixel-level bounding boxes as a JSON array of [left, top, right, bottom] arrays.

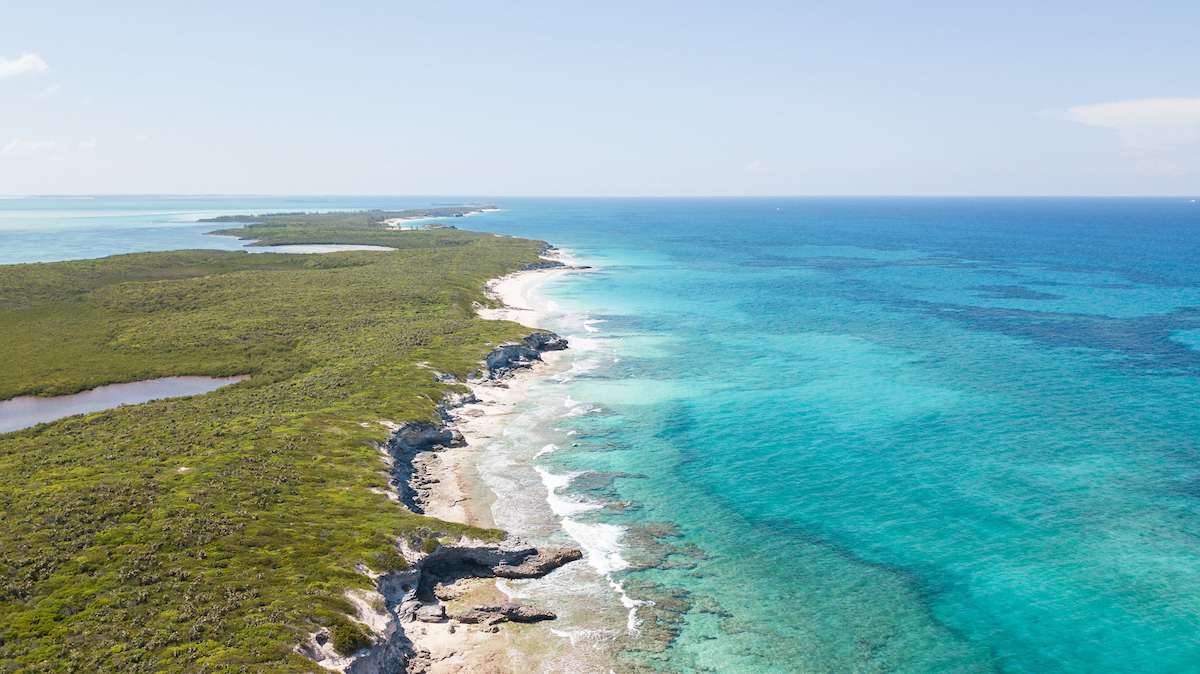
[[245, 244, 395, 254], [463, 198, 1200, 673], [5, 196, 1200, 672], [0, 376, 247, 433], [0, 195, 439, 264]]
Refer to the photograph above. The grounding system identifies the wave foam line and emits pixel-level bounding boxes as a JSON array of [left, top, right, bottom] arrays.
[[536, 467, 649, 633]]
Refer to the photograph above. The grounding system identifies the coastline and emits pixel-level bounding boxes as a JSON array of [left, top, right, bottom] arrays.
[[298, 249, 613, 674], [420, 261, 580, 529], [395, 253, 627, 673]]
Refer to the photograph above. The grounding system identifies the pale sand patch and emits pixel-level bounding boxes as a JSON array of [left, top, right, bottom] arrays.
[[382, 208, 499, 230], [381, 216, 430, 230], [477, 263, 579, 326], [408, 580, 546, 674]]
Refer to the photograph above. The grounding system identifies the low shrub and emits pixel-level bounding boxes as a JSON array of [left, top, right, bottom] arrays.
[[329, 617, 373, 655]]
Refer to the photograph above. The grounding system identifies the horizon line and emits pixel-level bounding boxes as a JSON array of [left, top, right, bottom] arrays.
[[2, 193, 1198, 200]]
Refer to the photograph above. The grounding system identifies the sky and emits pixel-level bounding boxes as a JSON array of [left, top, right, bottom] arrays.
[[1, 1, 1198, 196]]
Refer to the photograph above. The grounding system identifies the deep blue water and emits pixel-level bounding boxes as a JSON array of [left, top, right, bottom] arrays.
[[5, 196, 1200, 672]]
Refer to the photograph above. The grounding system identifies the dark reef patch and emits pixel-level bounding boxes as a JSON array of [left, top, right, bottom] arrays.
[[903, 300, 1200, 375], [968, 285, 1064, 301]]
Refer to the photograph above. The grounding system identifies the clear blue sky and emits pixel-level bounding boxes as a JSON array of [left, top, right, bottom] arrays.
[[2, 1, 1198, 195]]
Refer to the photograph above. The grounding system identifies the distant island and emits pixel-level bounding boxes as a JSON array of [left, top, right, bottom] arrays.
[[201, 206, 499, 244]]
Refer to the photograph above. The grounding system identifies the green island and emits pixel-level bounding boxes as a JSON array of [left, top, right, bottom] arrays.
[[203, 207, 497, 247], [0, 218, 543, 672]]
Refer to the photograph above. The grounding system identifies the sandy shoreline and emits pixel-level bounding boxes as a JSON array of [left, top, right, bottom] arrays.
[[382, 208, 501, 230], [421, 263, 578, 529], [402, 258, 594, 673]]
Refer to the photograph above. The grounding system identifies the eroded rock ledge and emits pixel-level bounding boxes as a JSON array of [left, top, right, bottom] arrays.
[[482, 331, 569, 379], [300, 331, 579, 672], [453, 603, 557, 625], [385, 331, 568, 514], [301, 541, 583, 673], [526, 244, 592, 272], [416, 544, 584, 597]]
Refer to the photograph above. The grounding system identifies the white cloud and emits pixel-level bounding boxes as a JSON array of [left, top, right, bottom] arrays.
[[1066, 97, 1200, 151], [1, 138, 60, 156], [0, 52, 48, 79], [2, 137, 97, 160]]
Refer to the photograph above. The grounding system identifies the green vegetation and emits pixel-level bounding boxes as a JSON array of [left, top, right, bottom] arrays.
[[328, 618, 372, 657], [0, 223, 543, 672], [203, 207, 496, 247]]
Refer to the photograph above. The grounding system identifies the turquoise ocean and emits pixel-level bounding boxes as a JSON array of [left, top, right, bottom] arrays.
[[5, 196, 1200, 672]]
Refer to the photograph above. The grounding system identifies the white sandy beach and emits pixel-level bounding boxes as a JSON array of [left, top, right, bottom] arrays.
[[382, 208, 501, 231], [421, 262, 580, 528], [402, 258, 621, 673]]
